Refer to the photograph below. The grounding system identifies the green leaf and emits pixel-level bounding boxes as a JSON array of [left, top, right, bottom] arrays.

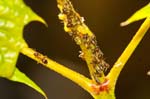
[[0, 0, 47, 98], [121, 3, 150, 26], [9, 68, 47, 99]]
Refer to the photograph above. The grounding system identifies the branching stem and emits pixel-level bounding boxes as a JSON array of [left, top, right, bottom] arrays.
[[107, 18, 150, 87], [20, 47, 93, 94]]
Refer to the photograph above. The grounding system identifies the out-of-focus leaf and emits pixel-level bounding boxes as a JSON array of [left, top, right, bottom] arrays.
[[9, 68, 47, 99], [121, 3, 150, 26], [0, 0, 47, 98]]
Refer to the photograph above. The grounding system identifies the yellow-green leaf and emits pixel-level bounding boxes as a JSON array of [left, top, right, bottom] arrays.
[[0, 0, 47, 98], [121, 3, 150, 26], [9, 68, 47, 99]]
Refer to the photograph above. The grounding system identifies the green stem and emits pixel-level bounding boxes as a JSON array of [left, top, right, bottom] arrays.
[[20, 47, 93, 94], [107, 18, 150, 87]]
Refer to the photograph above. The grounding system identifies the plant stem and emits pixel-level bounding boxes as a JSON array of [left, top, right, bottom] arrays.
[[56, 0, 109, 84], [107, 18, 150, 87], [20, 47, 93, 94]]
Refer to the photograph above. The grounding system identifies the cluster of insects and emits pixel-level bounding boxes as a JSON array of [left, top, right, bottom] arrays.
[[79, 33, 109, 83], [62, 1, 83, 28], [57, 0, 109, 83]]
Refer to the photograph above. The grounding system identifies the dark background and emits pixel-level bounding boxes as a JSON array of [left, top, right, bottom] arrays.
[[0, 0, 150, 99]]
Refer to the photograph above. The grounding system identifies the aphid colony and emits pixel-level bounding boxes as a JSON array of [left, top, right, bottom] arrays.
[[57, 0, 109, 83]]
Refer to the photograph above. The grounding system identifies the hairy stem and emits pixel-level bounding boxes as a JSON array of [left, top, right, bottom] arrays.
[[107, 18, 150, 87], [20, 47, 93, 94]]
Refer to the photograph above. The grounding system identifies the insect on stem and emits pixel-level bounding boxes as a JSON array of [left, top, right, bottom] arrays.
[[56, 0, 109, 84], [34, 51, 48, 65]]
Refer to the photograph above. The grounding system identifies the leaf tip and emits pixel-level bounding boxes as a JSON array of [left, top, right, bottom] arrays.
[[120, 21, 129, 27], [36, 16, 48, 27], [30, 12, 48, 27], [9, 68, 48, 99]]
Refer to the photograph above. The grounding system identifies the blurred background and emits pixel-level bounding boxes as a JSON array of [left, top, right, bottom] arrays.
[[0, 0, 150, 99]]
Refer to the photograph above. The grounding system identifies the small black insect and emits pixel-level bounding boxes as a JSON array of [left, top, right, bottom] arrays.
[[79, 51, 85, 60], [34, 52, 40, 58], [62, 8, 70, 15], [92, 73, 101, 84], [90, 36, 97, 46], [67, 18, 73, 27], [95, 65, 103, 74], [42, 57, 48, 64], [82, 34, 88, 40]]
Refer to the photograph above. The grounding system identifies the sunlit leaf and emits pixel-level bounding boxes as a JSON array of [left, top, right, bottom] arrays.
[[0, 0, 47, 98], [121, 3, 150, 26]]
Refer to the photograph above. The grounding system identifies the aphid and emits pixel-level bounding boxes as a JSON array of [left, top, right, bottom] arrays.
[[42, 57, 48, 64], [101, 60, 109, 70], [67, 15, 82, 28], [90, 36, 97, 46], [62, 1, 73, 15], [62, 8, 70, 15], [97, 52, 104, 60], [84, 39, 92, 49], [92, 57, 99, 64], [34, 52, 40, 58], [79, 51, 85, 60], [92, 73, 101, 84], [93, 46, 104, 58], [81, 34, 91, 49], [65, 0, 73, 9], [82, 34, 88, 40], [68, 31, 74, 37], [80, 17, 85, 23], [74, 36, 81, 45], [69, 30, 77, 38], [73, 15, 82, 25], [67, 18, 73, 27], [94, 65, 103, 74]]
